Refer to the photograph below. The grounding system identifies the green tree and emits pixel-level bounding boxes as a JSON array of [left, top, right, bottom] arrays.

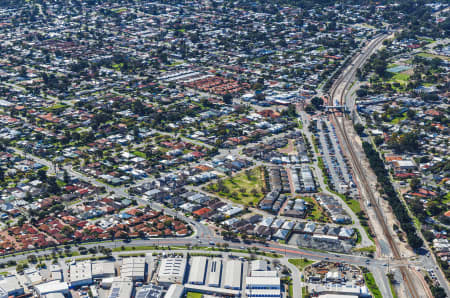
[[311, 97, 323, 109], [409, 178, 420, 191], [223, 93, 233, 105], [37, 169, 47, 182], [354, 123, 365, 136]]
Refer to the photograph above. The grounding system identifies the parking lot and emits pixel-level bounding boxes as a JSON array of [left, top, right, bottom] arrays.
[[316, 119, 355, 195]]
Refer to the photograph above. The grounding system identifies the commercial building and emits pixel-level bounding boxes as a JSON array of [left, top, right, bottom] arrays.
[[158, 258, 187, 285], [251, 260, 267, 272], [121, 257, 146, 281], [246, 276, 281, 289], [34, 281, 69, 296], [246, 276, 281, 298], [207, 259, 222, 287], [184, 284, 240, 296], [223, 260, 242, 290], [251, 271, 278, 277], [188, 257, 208, 285], [108, 277, 133, 298], [136, 283, 164, 298], [0, 276, 24, 297], [50, 265, 62, 281], [25, 268, 44, 285], [246, 289, 282, 297], [69, 261, 93, 288], [164, 284, 184, 298], [92, 262, 115, 279], [42, 293, 66, 298]]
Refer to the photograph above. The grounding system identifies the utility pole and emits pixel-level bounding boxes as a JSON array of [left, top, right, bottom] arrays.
[[388, 257, 390, 274]]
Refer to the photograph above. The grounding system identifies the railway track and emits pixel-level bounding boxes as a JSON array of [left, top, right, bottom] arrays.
[[328, 34, 421, 298]]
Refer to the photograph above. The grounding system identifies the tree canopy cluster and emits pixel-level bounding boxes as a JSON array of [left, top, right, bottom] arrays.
[[362, 141, 423, 249]]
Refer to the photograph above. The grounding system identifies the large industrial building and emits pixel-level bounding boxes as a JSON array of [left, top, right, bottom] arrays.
[[223, 260, 242, 290], [0, 276, 24, 297], [158, 258, 187, 285], [107, 277, 133, 298], [121, 257, 146, 281], [164, 284, 184, 298], [207, 259, 222, 287], [69, 261, 93, 288], [92, 262, 115, 279], [34, 280, 69, 297], [136, 283, 164, 298], [246, 270, 281, 298], [251, 260, 268, 272], [188, 257, 208, 285]]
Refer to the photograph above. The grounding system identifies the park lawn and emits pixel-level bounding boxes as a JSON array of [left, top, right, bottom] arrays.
[[443, 192, 450, 204], [132, 151, 146, 158], [169, 61, 184, 67], [208, 167, 265, 206], [385, 72, 411, 88], [417, 37, 435, 43], [112, 63, 124, 70], [390, 112, 407, 124], [364, 272, 382, 298], [303, 197, 330, 223], [392, 72, 410, 82], [113, 8, 127, 13], [417, 52, 450, 61], [44, 103, 67, 112], [186, 292, 202, 298], [288, 258, 314, 271]]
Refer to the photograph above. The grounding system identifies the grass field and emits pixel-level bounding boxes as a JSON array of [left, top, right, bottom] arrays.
[[364, 272, 382, 298], [417, 52, 450, 61], [391, 72, 411, 82], [132, 151, 146, 158], [206, 167, 265, 206], [390, 112, 407, 124], [443, 192, 450, 204], [354, 245, 376, 253], [303, 197, 330, 222], [327, 187, 362, 215], [186, 292, 203, 298], [288, 258, 315, 270]]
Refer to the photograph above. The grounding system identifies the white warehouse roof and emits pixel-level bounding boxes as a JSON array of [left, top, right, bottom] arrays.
[[251, 260, 268, 271], [158, 258, 187, 284], [223, 260, 242, 290], [208, 259, 222, 287], [121, 257, 146, 281], [188, 257, 208, 285]]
